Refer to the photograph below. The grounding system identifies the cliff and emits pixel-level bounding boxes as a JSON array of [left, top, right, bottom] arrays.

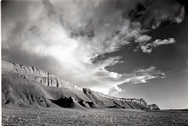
[[2, 60, 159, 110]]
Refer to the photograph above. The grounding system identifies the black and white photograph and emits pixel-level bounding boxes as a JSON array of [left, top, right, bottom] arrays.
[[1, 0, 188, 125]]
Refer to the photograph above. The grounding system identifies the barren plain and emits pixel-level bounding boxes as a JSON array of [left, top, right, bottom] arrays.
[[2, 107, 188, 126]]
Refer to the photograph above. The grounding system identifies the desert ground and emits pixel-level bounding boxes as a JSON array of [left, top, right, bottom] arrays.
[[2, 107, 188, 126]]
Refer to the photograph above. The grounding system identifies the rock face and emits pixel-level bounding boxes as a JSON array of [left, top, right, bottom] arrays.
[[148, 104, 160, 110], [2, 60, 159, 110], [2, 60, 82, 90]]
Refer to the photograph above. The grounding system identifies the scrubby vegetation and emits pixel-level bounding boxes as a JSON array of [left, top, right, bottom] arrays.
[[2, 107, 188, 126]]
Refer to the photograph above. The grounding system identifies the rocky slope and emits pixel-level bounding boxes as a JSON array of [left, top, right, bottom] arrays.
[[2, 60, 159, 110]]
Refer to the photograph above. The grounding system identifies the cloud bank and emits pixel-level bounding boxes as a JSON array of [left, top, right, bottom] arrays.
[[2, 0, 184, 95]]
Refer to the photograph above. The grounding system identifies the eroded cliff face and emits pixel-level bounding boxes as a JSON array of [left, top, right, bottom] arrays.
[[2, 60, 159, 110], [83, 88, 150, 109], [2, 60, 82, 90]]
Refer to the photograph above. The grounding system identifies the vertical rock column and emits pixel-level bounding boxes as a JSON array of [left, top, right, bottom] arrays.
[[48, 73, 50, 87]]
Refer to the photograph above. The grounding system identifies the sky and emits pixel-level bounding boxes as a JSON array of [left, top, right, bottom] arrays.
[[2, 0, 188, 109]]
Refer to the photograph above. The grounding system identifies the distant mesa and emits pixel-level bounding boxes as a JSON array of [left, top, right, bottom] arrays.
[[2, 60, 159, 110]]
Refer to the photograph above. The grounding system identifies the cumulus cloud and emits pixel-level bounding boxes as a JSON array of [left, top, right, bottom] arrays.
[[141, 44, 153, 53], [108, 86, 125, 96], [140, 38, 176, 53], [153, 38, 176, 47]]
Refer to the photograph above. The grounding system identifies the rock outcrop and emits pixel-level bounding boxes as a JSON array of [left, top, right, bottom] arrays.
[[148, 104, 160, 110], [2, 60, 159, 110]]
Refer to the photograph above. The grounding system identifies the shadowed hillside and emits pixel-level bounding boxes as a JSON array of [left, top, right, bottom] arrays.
[[2, 60, 159, 110]]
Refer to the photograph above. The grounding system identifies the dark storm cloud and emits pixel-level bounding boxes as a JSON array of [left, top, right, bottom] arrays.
[[129, 0, 186, 29]]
